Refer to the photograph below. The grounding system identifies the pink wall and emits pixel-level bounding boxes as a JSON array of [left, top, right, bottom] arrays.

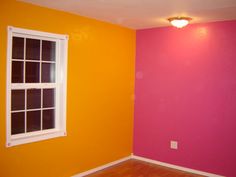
[[134, 20, 236, 177]]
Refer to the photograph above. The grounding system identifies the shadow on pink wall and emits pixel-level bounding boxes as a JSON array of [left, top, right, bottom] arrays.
[[134, 20, 236, 177]]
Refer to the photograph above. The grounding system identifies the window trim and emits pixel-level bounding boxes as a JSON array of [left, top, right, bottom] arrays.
[[6, 26, 68, 147]]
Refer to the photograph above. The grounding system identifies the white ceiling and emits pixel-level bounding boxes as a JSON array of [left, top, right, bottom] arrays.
[[19, 0, 236, 29]]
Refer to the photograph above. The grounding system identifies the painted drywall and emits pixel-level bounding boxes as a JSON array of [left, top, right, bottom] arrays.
[[134, 20, 236, 177], [0, 1, 135, 177]]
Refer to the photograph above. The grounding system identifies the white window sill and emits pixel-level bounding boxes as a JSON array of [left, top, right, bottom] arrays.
[[7, 129, 67, 147]]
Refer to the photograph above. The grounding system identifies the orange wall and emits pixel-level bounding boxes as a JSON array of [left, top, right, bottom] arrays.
[[0, 1, 135, 177]]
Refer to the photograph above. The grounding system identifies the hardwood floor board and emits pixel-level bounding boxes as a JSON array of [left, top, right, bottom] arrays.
[[85, 159, 205, 177]]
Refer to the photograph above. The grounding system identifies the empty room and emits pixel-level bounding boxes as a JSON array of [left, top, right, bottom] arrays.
[[0, 0, 236, 177]]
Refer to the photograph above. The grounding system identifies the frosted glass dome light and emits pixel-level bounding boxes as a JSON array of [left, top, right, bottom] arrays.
[[168, 17, 192, 28]]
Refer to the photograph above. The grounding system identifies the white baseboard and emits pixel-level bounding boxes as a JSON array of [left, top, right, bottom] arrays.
[[132, 155, 225, 177], [71, 155, 132, 177], [71, 154, 225, 177]]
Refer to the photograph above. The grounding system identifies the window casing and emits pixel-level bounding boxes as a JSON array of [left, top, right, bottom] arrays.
[[6, 27, 68, 147]]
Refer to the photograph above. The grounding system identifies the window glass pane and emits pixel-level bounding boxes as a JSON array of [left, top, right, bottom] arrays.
[[42, 40, 56, 61], [27, 111, 41, 132], [43, 89, 55, 108], [26, 39, 40, 60], [27, 89, 41, 109], [42, 63, 55, 83], [12, 37, 24, 59], [11, 112, 25, 135], [12, 90, 25, 111], [43, 109, 55, 130], [26, 62, 40, 83], [12, 61, 24, 83]]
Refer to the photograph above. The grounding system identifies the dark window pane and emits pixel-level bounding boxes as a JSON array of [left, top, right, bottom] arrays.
[[11, 90, 25, 111], [43, 89, 55, 108], [42, 40, 56, 61], [27, 89, 41, 109], [26, 62, 40, 83], [42, 63, 55, 83], [27, 111, 41, 132], [26, 39, 40, 60], [12, 61, 24, 83], [12, 37, 24, 59], [11, 112, 25, 135], [43, 109, 55, 130]]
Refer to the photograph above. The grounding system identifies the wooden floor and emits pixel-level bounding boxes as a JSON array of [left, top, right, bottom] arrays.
[[85, 159, 205, 177]]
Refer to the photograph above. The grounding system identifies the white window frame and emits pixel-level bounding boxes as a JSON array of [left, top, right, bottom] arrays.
[[6, 26, 68, 147]]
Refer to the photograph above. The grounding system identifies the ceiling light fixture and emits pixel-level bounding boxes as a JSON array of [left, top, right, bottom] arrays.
[[168, 17, 192, 28]]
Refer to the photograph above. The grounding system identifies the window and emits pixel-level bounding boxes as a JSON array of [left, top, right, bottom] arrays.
[[6, 27, 68, 147]]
